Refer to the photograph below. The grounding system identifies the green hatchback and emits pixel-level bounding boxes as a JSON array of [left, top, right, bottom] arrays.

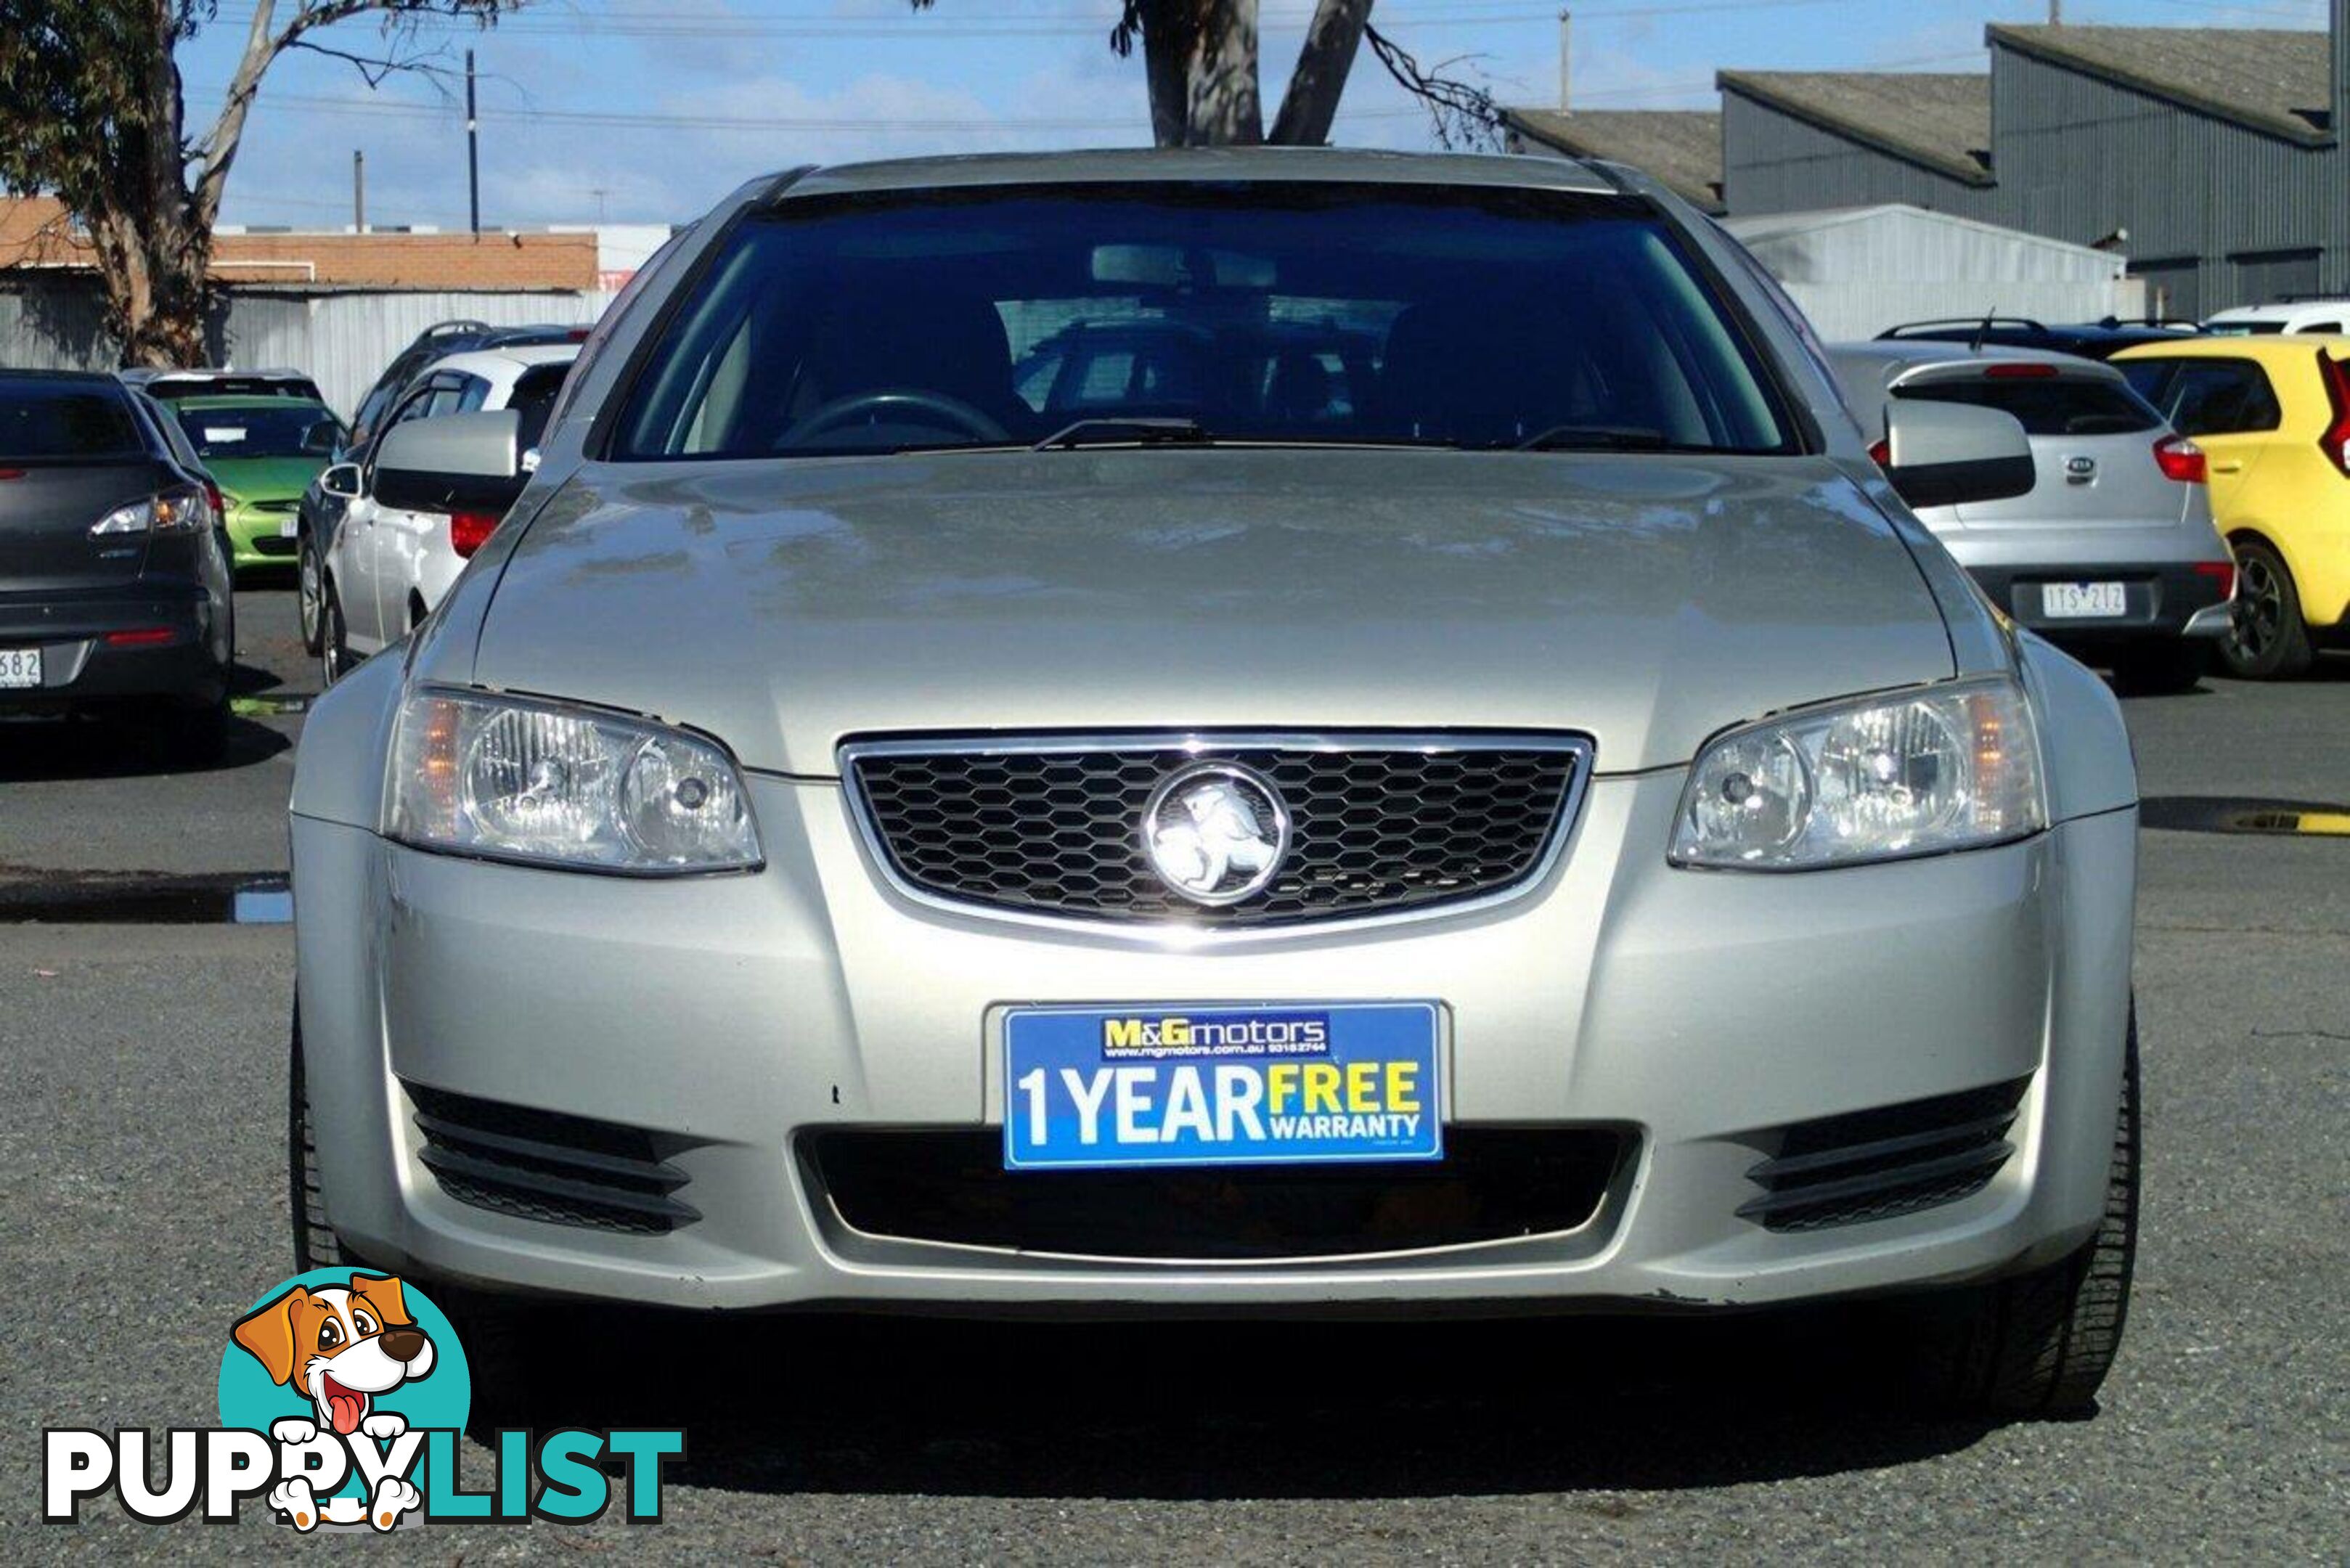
[[167, 395, 343, 571]]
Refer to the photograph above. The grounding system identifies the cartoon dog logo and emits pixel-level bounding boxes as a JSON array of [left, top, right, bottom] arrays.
[[231, 1275, 435, 1530]]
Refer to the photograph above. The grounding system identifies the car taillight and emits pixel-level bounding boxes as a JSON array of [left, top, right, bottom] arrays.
[[2193, 559, 2237, 601], [203, 480, 226, 522], [2153, 435, 2206, 483], [449, 510, 499, 559], [2317, 351, 2350, 476], [1984, 362, 2059, 379], [1866, 437, 1890, 467]]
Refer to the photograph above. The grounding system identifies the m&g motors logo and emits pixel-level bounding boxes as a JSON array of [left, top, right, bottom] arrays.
[[43, 1268, 683, 1531], [1101, 1010, 1332, 1058]]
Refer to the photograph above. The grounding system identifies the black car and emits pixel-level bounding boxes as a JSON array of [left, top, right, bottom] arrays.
[[1876, 316, 2196, 361], [0, 370, 237, 759], [345, 319, 589, 454]]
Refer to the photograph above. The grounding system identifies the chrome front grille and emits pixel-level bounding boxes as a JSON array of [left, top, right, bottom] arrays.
[[842, 732, 1591, 933]]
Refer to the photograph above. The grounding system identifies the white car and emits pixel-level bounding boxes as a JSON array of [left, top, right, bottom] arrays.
[[314, 344, 578, 684], [2203, 299, 2350, 336]]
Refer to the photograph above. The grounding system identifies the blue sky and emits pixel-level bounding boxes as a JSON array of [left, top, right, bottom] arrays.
[[176, 0, 2330, 231]]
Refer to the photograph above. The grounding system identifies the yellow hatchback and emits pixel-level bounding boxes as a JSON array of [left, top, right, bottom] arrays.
[[2114, 336, 2350, 677]]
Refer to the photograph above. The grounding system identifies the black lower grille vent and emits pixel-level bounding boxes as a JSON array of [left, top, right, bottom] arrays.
[[1739, 1077, 2031, 1233], [406, 1082, 698, 1234], [803, 1127, 1625, 1260]]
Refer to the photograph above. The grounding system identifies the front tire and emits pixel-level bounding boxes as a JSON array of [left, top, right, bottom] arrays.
[[1913, 1010, 2140, 1418], [319, 578, 349, 689], [2220, 538, 2314, 679], [289, 1010, 350, 1271], [297, 534, 326, 656]]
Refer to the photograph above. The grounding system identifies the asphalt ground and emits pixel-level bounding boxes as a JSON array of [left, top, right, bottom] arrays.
[[1, 587, 2343, 1561]]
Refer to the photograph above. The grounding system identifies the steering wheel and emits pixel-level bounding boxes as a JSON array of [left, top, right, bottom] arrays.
[[778, 388, 1010, 449]]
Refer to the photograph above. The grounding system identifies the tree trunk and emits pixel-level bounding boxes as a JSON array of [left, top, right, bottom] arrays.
[[1182, 0, 1262, 144], [99, 0, 211, 367], [1269, 0, 1371, 145], [1139, 4, 1195, 147]]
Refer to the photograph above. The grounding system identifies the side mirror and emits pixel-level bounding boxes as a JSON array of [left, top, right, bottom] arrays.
[[1880, 400, 2036, 510], [319, 462, 363, 499], [301, 420, 342, 457], [372, 409, 525, 516]]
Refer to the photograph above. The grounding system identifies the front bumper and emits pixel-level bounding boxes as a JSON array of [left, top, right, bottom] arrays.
[[0, 584, 227, 709], [226, 505, 302, 568], [293, 762, 2137, 1316]]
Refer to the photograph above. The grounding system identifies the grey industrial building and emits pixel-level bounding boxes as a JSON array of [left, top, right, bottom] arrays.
[[1506, 2, 2350, 317]]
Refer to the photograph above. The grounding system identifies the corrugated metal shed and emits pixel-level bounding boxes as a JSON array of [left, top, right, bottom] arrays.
[[1502, 109, 1725, 213], [224, 290, 611, 415], [1723, 203, 2143, 340], [0, 282, 611, 417]]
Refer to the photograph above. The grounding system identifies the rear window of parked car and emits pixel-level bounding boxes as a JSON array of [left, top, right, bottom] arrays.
[[0, 383, 144, 461], [173, 402, 340, 460], [2117, 359, 2283, 436], [1894, 375, 2158, 436], [508, 364, 572, 452], [609, 182, 1797, 460]]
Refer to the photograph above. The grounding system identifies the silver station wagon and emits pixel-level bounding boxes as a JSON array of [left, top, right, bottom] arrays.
[[290, 150, 2142, 1418]]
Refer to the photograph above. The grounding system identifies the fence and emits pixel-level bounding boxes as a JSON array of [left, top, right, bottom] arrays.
[[0, 277, 613, 417]]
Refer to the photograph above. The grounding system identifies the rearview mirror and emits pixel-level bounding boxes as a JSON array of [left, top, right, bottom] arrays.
[[1880, 400, 2036, 510], [372, 409, 525, 517], [319, 462, 362, 499]]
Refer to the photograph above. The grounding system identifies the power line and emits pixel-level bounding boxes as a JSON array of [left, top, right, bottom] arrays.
[[205, 0, 1853, 40], [198, 41, 1977, 135]]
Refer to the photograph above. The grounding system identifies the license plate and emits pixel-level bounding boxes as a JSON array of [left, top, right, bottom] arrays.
[[0, 647, 41, 689], [1004, 1002, 1443, 1171], [2041, 581, 2126, 618]]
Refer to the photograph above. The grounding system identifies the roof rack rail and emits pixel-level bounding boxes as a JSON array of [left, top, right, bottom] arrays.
[[1877, 317, 2049, 338]]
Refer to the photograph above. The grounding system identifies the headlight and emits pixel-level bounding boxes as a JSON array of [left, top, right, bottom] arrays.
[[1671, 677, 2044, 870], [388, 689, 761, 874]]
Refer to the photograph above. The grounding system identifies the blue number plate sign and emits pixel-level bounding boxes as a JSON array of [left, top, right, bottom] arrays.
[[1003, 1002, 1443, 1171]]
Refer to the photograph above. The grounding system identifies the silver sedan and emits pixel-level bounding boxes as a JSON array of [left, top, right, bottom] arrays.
[[289, 150, 2142, 1418]]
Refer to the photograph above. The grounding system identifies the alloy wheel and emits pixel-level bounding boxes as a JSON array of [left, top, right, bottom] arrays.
[[297, 542, 322, 650], [319, 588, 346, 690], [2229, 553, 2281, 664]]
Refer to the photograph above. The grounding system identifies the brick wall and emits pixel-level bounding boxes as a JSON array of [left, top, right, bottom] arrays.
[[211, 229, 598, 290], [1, 197, 597, 290]]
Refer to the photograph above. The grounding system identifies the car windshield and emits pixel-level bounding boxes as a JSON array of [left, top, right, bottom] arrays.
[[173, 403, 339, 460], [0, 383, 143, 461], [611, 182, 1794, 460]]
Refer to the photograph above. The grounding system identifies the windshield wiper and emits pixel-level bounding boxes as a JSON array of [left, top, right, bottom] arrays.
[[1511, 423, 1674, 452], [1033, 417, 1214, 452]]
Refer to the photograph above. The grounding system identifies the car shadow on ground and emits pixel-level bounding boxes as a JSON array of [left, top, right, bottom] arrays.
[[0, 701, 289, 782], [2098, 647, 2350, 698], [468, 1307, 2004, 1500]]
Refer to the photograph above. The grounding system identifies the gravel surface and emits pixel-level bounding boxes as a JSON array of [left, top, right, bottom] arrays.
[[0, 591, 2343, 1561]]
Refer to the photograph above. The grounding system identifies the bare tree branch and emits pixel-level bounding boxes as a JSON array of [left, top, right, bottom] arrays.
[[1364, 23, 1501, 152], [285, 36, 464, 90]]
